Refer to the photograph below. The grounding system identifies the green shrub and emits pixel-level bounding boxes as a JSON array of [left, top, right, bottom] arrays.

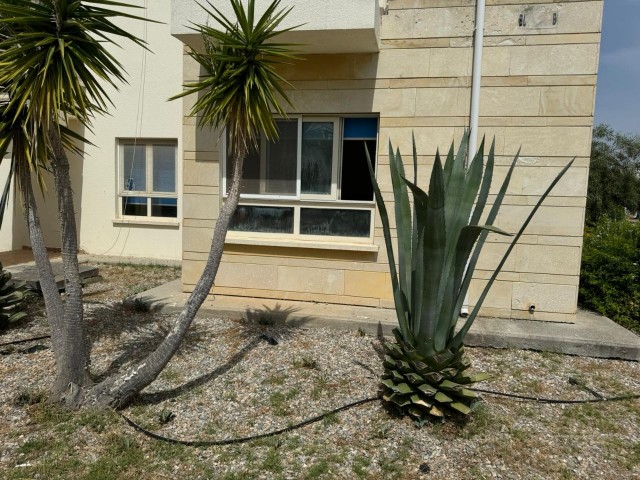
[[579, 217, 640, 333], [0, 262, 28, 330]]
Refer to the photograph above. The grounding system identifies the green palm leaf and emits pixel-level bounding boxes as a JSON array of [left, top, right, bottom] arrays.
[[173, 0, 301, 159]]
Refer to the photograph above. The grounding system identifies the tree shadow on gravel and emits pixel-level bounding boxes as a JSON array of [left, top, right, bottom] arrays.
[[135, 335, 266, 406], [129, 304, 317, 406], [84, 301, 316, 400], [84, 302, 217, 382]]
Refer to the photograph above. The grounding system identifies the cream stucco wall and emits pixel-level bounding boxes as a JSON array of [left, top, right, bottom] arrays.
[[77, 0, 184, 260], [180, 0, 602, 322], [1, 0, 184, 260]]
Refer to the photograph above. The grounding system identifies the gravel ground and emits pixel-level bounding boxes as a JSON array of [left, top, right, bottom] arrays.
[[0, 263, 639, 479]]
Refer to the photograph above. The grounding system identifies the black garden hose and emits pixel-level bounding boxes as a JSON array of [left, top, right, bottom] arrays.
[[0, 334, 51, 348], [120, 396, 379, 447]]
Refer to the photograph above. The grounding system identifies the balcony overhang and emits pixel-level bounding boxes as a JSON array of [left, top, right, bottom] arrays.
[[171, 0, 381, 54]]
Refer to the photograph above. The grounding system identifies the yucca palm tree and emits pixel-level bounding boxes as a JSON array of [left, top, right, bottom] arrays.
[[1, 0, 297, 408], [0, 0, 149, 402], [368, 135, 572, 419], [86, 0, 299, 408]]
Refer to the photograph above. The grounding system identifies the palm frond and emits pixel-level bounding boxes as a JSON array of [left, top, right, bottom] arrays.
[[172, 0, 301, 158], [0, 0, 151, 132]]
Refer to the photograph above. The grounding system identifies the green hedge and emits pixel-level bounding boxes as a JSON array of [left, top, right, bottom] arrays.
[[579, 217, 640, 333]]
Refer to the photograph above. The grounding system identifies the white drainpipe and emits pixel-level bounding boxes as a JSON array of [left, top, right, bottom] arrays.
[[461, 0, 486, 317]]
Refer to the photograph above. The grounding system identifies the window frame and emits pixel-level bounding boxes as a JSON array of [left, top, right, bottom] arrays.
[[117, 138, 179, 220], [221, 115, 379, 243]]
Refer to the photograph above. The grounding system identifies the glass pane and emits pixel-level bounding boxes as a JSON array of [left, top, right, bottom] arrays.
[[227, 141, 261, 195], [230, 206, 294, 234], [300, 208, 371, 237], [153, 144, 176, 193], [123, 144, 146, 192], [344, 117, 378, 139], [265, 120, 298, 195], [151, 198, 177, 218], [302, 122, 333, 195], [122, 196, 147, 216], [340, 139, 377, 201]]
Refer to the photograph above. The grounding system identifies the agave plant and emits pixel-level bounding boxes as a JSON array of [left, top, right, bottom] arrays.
[[0, 262, 27, 330], [367, 134, 572, 419]]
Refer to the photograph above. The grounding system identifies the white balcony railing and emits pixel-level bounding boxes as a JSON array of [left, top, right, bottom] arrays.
[[171, 0, 381, 53]]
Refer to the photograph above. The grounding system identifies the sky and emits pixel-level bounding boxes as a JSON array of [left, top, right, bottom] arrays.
[[594, 0, 640, 134]]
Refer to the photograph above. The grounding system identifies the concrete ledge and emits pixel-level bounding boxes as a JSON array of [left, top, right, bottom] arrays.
[[127, 280, 640, 362]]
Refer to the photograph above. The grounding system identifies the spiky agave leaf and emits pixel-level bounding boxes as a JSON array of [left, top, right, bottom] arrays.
[[368, 133, 573, 419]]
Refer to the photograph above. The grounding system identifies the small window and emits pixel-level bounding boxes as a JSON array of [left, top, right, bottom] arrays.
[[119, 140, 178, 219]]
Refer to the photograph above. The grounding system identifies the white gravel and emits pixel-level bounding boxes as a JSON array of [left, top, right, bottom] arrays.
[[0, 264, 639, 479]]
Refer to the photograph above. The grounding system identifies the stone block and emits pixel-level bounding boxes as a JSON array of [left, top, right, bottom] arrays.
[[503, 126, 592, 157], [182, 259, 205, 286], [475, 241, 517, 272], [183, 225, 213, 253], [413, 7, 475, 39], [381, 8, 416, 40], [468, 279, 513, 310], [539, 86, 595, 116], [183, 159, 220, 187], [372, 88, 418, 118], [512, 282, 578, 314], [482, 47, 511, 76], [491, 205, 585, 237], [480, 86, 541, 117], [428, 47, 472, 77], [509, 44, 599, 76], [371, 49, 433, 79], [277, 54, 352, 81], [344, 270, 390, 299], [278, 266, 345, 295], [515, 244, 581, 276], [484, 2, 603, 37], [216, 261, 279, 290], [183, 123, 221, 153], [415, 88, 465, 117], [183, 193, 219, 221]]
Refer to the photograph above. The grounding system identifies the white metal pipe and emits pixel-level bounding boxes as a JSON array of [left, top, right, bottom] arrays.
[[461, 0, 486, 317], [468, 0, 486, 160]]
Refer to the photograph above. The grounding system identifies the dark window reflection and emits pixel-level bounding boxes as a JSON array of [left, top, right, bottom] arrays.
[[300, 208, 371, 237]]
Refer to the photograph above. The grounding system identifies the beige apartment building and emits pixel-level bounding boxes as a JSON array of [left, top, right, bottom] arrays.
[[175, 0, 603, 323]]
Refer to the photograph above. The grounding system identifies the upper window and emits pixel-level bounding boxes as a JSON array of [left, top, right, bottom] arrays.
[[223, 116, 378, 240], [118, 140, 178, 219]]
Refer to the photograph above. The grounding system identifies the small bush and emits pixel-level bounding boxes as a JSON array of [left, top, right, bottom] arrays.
[[0, 262, 28, 330], [579, 217, 640, 333]]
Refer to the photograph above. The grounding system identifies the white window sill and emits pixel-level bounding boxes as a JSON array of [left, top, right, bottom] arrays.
[[112, 218, 180, 228], [225, 235, 379, 253]]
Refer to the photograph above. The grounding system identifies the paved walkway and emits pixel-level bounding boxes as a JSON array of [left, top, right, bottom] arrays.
[[127, 279, 640, 362], [0, 249, 60, 267], [4, 255, 100, 291]]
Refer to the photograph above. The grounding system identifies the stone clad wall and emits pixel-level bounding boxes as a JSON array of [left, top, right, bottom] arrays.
[[180, 0, 603, 322]]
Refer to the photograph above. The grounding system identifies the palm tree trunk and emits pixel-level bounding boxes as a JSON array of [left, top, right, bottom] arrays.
[[85, 148, 246, 408], [22, 173, 87, 402], [47, 126, 92, 405]]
